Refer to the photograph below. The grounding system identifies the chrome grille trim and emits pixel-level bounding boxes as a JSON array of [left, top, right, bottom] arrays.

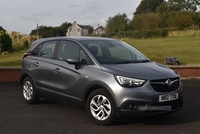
[[150, 78, 180, 92]]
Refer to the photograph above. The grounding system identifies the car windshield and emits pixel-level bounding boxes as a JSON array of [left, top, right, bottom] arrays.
[[81, 40, 150, 64]]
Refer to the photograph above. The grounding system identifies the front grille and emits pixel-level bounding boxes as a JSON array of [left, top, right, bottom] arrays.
[[150, 77, 180, 92]]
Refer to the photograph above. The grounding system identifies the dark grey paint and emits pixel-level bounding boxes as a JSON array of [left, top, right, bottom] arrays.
[[21, 37, 183, 117]]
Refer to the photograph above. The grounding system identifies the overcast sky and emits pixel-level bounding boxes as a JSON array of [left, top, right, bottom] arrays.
[[0, 0, 141, 34]]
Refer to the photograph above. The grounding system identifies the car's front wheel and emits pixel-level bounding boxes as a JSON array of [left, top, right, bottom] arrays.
[[86, 89, 116, 125], [22, 77, 40, 104]]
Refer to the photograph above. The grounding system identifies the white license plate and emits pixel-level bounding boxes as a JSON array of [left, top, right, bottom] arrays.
[[159, 93, 178, 102]]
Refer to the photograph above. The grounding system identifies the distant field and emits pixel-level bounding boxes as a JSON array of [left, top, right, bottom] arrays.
[[0, 51, 24, 67], [0, 36, 200, 66], [124, 36, 200, 65]]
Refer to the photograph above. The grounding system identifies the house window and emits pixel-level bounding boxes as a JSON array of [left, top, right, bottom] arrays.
[[70, 28, 72, 32], [78, 28, 80, 32]]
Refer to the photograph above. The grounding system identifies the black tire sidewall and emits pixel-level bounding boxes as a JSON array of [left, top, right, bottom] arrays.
[[86, 88, 116, 125], [22, 77, 39, 104]]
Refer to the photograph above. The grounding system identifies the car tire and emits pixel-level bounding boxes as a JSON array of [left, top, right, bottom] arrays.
[[86, 88, 116, 125], [22, 77, 40, 104]]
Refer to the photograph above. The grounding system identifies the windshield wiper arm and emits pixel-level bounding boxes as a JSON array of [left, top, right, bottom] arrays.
[[113, 61, 132, 64]]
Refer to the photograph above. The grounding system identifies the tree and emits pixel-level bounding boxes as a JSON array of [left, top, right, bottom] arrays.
[[167, 0, 200, 12], [134, 0, 164, 15], [88, 26, 94, 34], [0, 26, 6, 32], [168, 11, 195, 29], [156, 1, 171, 13], [30, 22, 72, 37], [106, 13, 130, 33], [188, 0, 200, 12], [132, 13, 161, 30], [0, 31, 12, 52], [59, 22, 72, 36]]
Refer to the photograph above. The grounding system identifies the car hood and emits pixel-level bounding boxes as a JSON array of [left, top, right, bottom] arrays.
[[100, 62, 178, 80]]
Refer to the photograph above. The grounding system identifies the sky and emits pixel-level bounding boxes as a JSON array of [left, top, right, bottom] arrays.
[[0, 0, 141, 34]]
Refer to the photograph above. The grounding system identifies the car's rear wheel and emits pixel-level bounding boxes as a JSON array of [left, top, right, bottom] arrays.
[[86, 89, 116, 125], [22, 77, 40, 104]]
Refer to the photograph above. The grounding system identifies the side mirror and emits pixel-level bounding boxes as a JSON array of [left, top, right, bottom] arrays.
[[66, 57, 81, 70]]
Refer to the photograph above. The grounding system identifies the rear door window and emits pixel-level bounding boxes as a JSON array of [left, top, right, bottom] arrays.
[[32, 41, 57, 58], [40, 41, 57, 58]]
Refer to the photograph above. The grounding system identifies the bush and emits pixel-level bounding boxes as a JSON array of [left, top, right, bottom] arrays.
[[0, 31, 12, 52], [91, 29, 168, 39], [23, 40, 29, 48], [132, 30, 143, 39]]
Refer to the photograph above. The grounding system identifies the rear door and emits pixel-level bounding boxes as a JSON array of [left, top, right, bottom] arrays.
[[30, 41, 57, 90]]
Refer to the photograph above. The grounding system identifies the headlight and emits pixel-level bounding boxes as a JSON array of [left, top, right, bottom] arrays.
[[115, 76, 145, 88]]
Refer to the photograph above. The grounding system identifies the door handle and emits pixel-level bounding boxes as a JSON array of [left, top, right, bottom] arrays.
[[33, 62, 38, 67], [54, 68, 61, 74]]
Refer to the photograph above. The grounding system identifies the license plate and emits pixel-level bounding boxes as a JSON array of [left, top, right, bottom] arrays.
[[159, 93, 178, 102]]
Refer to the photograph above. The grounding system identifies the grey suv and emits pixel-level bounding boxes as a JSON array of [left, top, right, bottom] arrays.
[[21, 37, 183, 125]]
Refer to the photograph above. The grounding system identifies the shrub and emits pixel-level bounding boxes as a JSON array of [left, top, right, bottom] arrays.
[[0, 31, 12, 52], [23, 40, 29, 48], [132, 30, 143, 39]]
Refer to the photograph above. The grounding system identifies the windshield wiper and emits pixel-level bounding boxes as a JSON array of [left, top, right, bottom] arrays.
[[107, 59, 151, 64], [113, 61, 132, 64], [134, 60, 151, 63]]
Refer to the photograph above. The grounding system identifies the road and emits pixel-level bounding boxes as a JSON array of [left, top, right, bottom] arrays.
[[0, 78, 200, 134]]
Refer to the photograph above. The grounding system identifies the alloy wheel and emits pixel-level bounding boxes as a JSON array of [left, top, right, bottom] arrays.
[[90, 95, 111, 121], [23, 81, 33, 100]]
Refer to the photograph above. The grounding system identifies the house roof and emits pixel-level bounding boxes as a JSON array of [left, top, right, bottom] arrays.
[[68, 21, 89, 30], [78, 25, 89, 29], [94, 26, 105, 31], [68, 21, 82, 29]]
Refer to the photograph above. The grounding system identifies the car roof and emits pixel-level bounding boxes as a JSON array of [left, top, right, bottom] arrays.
[[28, 36, 117, 52], [34, 36, 115, 43]]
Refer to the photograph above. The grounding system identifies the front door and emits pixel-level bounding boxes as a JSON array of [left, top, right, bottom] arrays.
[[52, 40, 90, 100]]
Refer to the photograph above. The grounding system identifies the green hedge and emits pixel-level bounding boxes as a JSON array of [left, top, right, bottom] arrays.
[[115, 29, 168, 39], [89, 29, 168, 39]]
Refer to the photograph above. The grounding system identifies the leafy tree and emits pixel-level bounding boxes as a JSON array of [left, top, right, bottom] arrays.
[[106, 13, 130, 33], [167, 0, 200, 12], [0, 31, 12, 52], [187, 0, 200, 12], [30, 22, 72, 37], [134, 0, 164, 15], [0, 26, 6, 32], [168, 0, 186, 11], [194, 12, 200, 28], [132, 13, 161, 30], [59, 22, 72, 36], [156, 1, 171, 13], [88, 26, 94, 34], [168, 11, 195, 29]]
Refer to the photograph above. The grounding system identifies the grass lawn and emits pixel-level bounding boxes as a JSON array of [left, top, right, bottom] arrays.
[[0, 51, 24, 67], [124, 36, 200, 65], [0, 36, 200, 66]]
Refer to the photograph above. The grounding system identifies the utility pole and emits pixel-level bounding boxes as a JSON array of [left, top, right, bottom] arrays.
[[37, 23, 38, 37]]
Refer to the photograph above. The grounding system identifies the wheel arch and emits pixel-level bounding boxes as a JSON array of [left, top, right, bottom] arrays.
[[20, 71, 36, 86], [83, 81, 116, 107]]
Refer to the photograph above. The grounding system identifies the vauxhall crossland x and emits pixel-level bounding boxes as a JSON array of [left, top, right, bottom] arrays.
[[21, 37, 183, 125]]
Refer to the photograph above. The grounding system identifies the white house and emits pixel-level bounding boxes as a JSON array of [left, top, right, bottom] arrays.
[[66, 21, 89, 36], [93, 24, 106, 34]]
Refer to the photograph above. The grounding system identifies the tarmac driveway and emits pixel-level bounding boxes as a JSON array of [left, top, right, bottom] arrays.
[[0, 78, 200, 134]]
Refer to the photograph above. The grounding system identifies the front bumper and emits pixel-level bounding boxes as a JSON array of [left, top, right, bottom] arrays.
[[117, 98, 183, 117]]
